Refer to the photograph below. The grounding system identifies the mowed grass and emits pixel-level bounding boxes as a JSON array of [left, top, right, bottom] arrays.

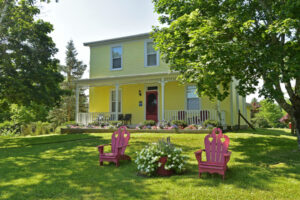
[[0, 129, 300, 200]]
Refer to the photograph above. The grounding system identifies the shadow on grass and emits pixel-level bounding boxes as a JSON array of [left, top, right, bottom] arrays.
[[226, 130, 300, 190], [0, 134, 160, 200], [0, 133, 105, 149], [1, 130, 299, 199], [161, 129, 300, 191], [235, 128, 293, 137]]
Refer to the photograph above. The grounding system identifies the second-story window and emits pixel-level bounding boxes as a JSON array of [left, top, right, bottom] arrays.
[[145, 40, 159, 67], [111, 46, 122, 70]]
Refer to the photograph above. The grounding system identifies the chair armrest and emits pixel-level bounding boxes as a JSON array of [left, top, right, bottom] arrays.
[[97, 144, 111, 154], [194, 149, 205, 162], [224, 151, 231, 164], [224, 151, 231, 157]]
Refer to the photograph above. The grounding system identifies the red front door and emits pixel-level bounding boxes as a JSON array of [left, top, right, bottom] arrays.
[[146, 91, 158, 122]]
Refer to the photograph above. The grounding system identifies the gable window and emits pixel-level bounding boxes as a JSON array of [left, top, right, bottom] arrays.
[[111, 90, 122, 113], [145, 40, 159, 67], [186, 86, 200, 110], [111, 46, 122, 70]]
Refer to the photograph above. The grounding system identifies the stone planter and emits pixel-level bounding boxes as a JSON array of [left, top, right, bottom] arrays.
[[157, 157, 173, 176]]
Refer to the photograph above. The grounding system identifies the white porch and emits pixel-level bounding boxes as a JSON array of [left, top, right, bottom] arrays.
[[77, 109, 225, 126], [74, 72, 227, 126]]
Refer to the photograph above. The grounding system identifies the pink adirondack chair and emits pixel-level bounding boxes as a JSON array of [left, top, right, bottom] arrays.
[[195, 128, 231, 179], [97, 126, 131, 167]]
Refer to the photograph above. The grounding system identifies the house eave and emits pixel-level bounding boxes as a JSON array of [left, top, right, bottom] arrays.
[[84, 33, 150, 47], [74, 71, 179, 87]]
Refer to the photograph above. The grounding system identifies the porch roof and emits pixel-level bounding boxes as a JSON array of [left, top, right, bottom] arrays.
[[74, 72, 179, 87]]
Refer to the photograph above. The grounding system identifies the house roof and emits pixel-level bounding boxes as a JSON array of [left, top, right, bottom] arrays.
[[83, 33, 150, 47]]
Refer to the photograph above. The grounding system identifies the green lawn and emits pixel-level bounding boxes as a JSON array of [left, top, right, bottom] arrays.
[[0, 129, 299, 200]]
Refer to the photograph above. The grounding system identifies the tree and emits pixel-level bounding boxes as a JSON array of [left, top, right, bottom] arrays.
[[0, 0, 64, 108], [252, 99, 284, 128], [250, 97, 260, 118], [48, 40, 87, 123], [62, 40, 87, 121], [152, 0, 300, 150]]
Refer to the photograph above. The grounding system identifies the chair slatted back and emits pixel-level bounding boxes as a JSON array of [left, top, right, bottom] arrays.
[[111, 126, 130, 155], [204, 128, 229, 164]]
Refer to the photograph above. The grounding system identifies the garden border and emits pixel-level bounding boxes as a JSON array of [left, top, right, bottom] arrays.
[[61, 128, 212, 134]]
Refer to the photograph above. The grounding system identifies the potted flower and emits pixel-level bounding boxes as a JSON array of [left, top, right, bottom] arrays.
[[135, 139, 187, 177]]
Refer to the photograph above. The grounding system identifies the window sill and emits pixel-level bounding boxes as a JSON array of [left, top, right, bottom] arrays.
[[110, 68, 123, 71], [144, 65, 159, 67]]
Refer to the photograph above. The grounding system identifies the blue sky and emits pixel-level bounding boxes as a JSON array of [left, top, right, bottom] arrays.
[[39, 0, 261, 103], [39, 0, 160, 74]]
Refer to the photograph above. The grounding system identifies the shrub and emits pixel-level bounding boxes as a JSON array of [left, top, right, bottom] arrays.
[[109, 121, 123, 128], [0, 99, 11, 122], [143, 120, 156, 126], [20, 122, 54, 136], [255, 99, 284, 128], [88, 121, 99, 127], [157, 120, 170, 129], [62, 121, 77, 126], [171, 120, 187, 128], [135, 139, 188, 176], [99, 121, 109, 127], [251, 116, 270, 128], [184, 124, 197, 130], [0, 121, 21, 136], [203, 120, 219, 127], [55, 125, 65, 134]]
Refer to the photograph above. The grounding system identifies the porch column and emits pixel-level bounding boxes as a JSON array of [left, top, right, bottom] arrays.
[[115, 83, 119, 121], [230, 82, 234, 125], [217, 85, 221, 120], [75, 84, 79, 122], [236, 90, 240, 115], [161, 78, 165, 121]]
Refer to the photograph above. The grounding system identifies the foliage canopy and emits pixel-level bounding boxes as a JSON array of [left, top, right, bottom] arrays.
[[252, 99, 285, 128], [0, 0, 64, 107], [152, 0, 300, 149]]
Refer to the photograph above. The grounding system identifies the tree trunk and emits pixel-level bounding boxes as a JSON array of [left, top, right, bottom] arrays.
[[295, 120, 300, 151], [293, 112, 300, 151], [291, 118, 295, 135]]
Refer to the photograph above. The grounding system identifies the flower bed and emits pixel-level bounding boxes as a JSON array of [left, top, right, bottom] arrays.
[[60, 128, 212, 134], [135, 120, 210, 130], [61, 119, 224, 134]]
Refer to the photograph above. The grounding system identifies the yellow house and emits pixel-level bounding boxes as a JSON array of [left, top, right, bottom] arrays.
[[75, 33, 249, 127]]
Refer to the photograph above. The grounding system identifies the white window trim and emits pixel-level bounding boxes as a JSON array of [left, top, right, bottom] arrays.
[[109, 88, 122, 113], [185, 85, 202, 110], [144, 39, 160, 67], [110, 44, 123, 71]]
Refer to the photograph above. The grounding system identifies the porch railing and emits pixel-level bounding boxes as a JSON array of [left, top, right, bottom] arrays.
[[77, 112, 118, 125], [77, 110, 226, 126], [164, 109, 225, 125]]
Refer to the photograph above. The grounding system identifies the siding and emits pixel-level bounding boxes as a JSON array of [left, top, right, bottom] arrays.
[[90, 39, 169, 78], [89, 81, 234, 125]]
